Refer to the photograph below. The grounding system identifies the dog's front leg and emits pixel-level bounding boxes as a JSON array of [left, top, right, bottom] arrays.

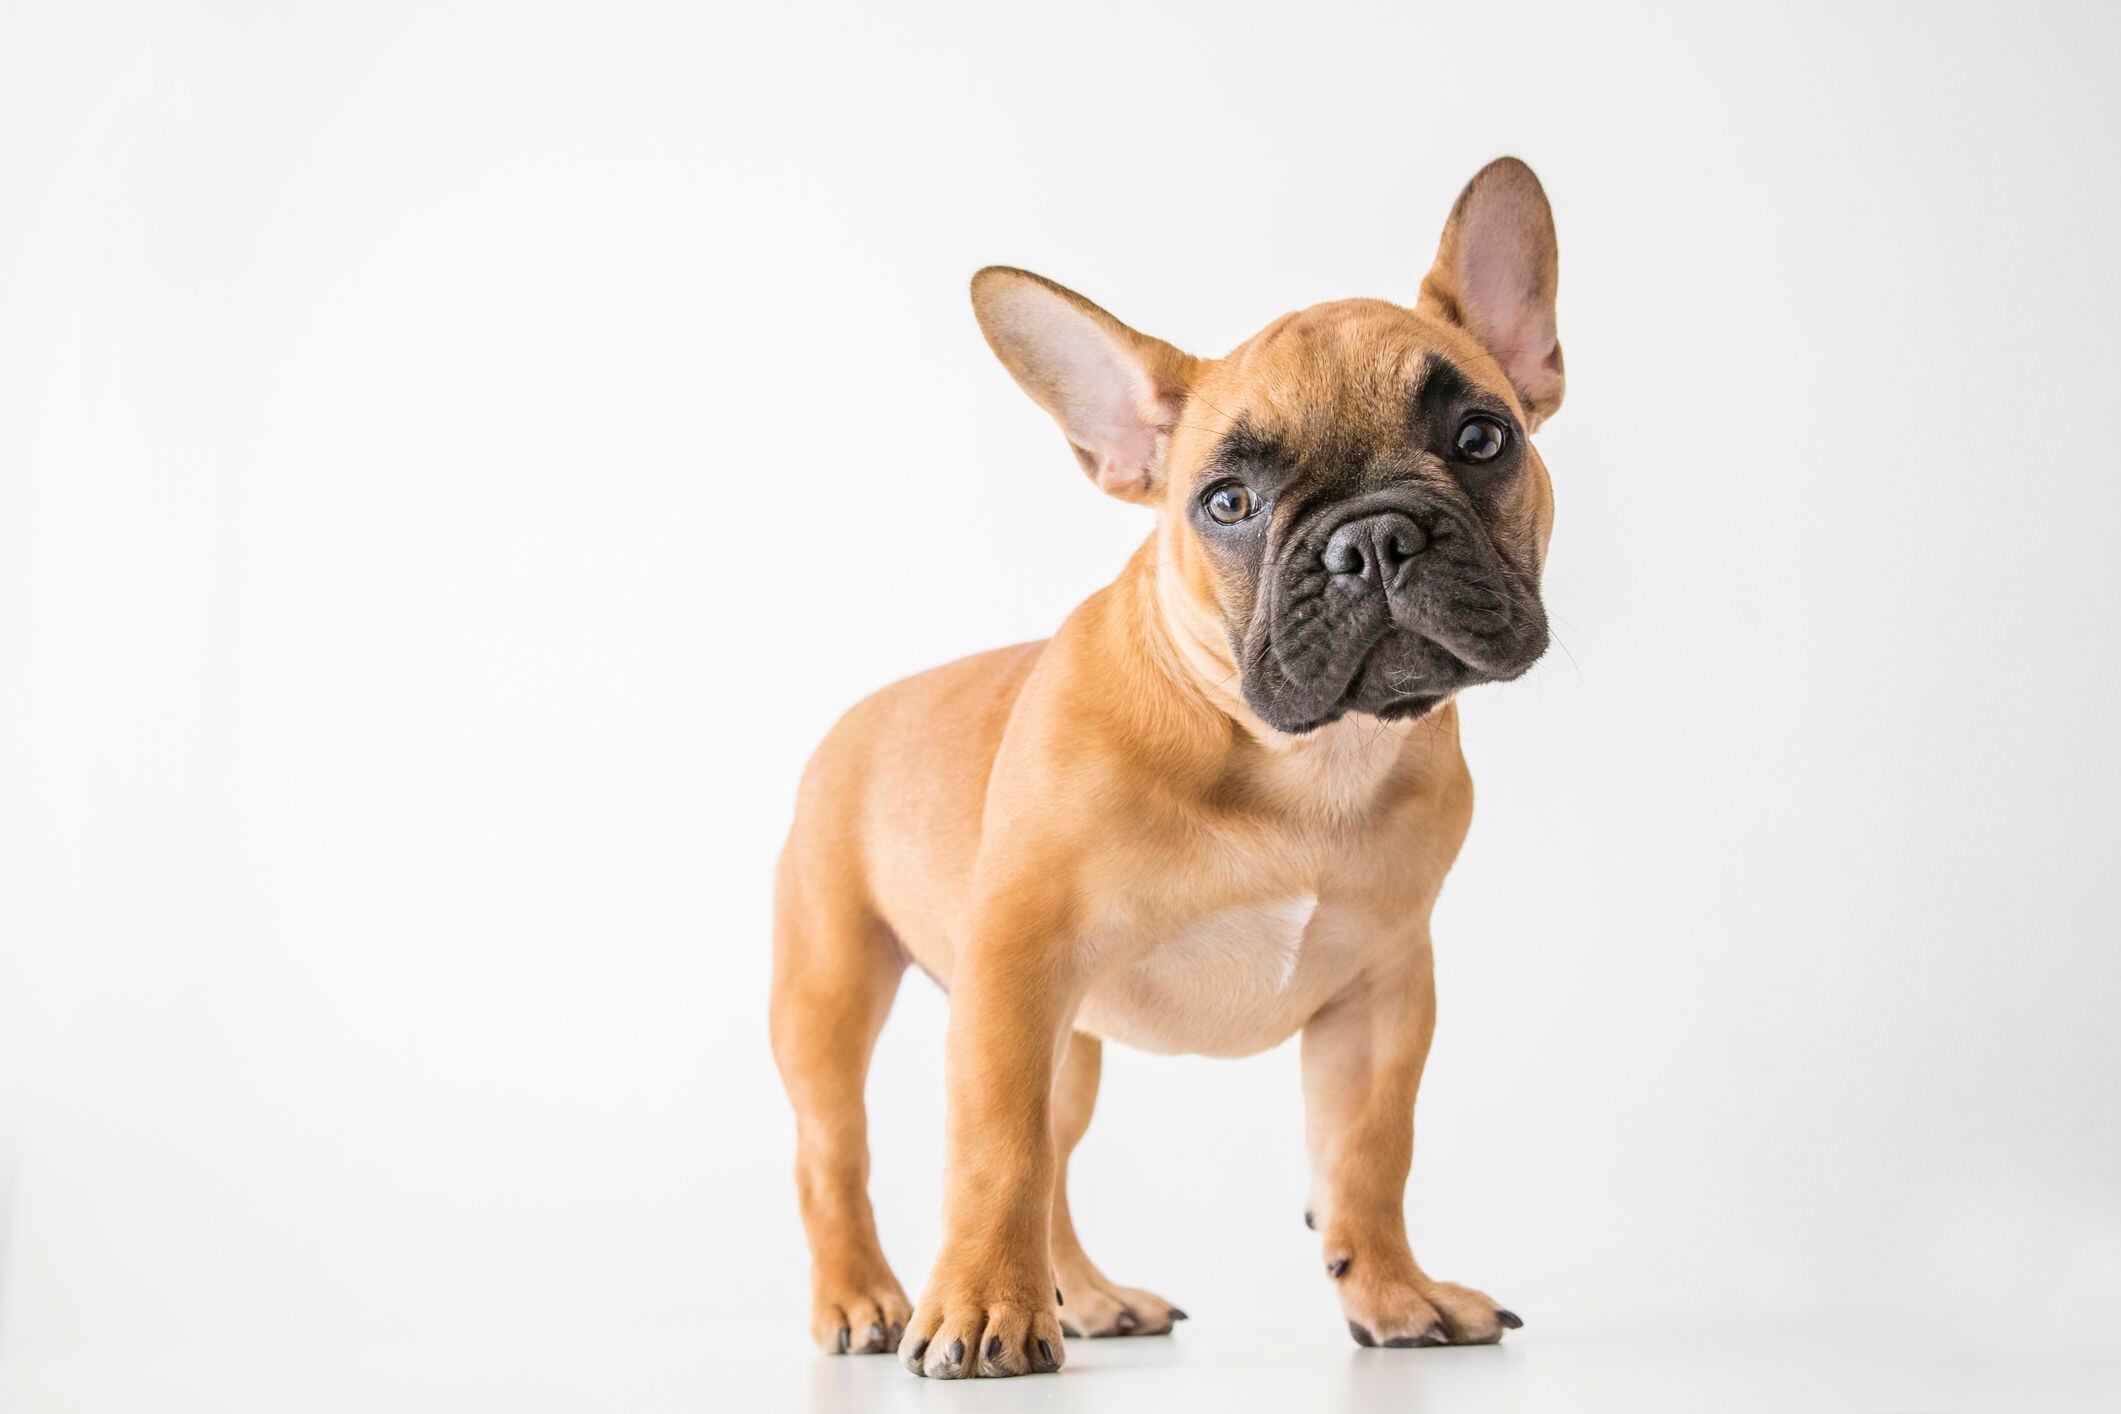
[[1301, 939, 1520, 1347], [899, 898, 1076, 1379]]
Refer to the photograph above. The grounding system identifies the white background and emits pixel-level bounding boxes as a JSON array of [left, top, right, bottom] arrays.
[[3, 3, 2118, 1411]]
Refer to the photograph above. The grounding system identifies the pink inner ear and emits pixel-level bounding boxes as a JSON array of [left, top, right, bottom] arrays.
[[981, 277, 1177, 498], [1092, 440, 1155, 499], [1083, 403, 1164, 498], [1459, 222, 1560, 413], [1483, 303, 1560, 399], [1047, 334, 1168, 495]]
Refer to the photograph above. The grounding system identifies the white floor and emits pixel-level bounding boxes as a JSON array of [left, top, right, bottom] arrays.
[[5, 1320, 2116, 1414], [793, 1325, 2113, 1414]]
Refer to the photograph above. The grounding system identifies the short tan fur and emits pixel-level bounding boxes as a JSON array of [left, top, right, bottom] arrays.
[[771, 157, 1563, 1378]]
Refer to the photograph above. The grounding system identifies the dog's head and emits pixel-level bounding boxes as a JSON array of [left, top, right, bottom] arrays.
[[972, 158, 1563, 734]]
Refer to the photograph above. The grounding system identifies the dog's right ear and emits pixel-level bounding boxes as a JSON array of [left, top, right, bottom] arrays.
[[971, 267, 1199, 505]]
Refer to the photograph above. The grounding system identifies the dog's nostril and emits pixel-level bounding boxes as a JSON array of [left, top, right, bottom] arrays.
[[1323, 536, 1368, 578]]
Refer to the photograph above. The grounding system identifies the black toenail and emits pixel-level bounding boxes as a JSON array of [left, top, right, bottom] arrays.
[[1496, 1308, 1524, 1330], [1061, 1321, 1082, 1337], [1348, 1320, 1376, 1347], [868, 1323, 884, 1346], [1055, 1286, 1064, 1306], [910, 1336, 929, 1361], [836, 1326, 849, 1353], [1304, 1208, 1315, 1230], [1037, 1337, 1055, 1367], [1114, 1309, 1139, 1333], [1328, 1256, 1351, 1279], [889, 1321, 904, 1343], [948, 1339, 965, 1365], [984, 1335, 1003, 1360], [1168, 1307, 1189, 1321]]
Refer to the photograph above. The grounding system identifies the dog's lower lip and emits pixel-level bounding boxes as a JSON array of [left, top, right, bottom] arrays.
[[1339, 633, 1450, 713], [1378, 693, 1443, 721]]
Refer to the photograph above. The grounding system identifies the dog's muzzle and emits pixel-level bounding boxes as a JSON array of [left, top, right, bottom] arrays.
[[1239, 495, 1547, 733]]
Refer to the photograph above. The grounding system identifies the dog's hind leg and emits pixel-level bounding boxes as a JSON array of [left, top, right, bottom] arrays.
[[1047, 1030, 1186, 1337], [769, 857, 911, 1355]]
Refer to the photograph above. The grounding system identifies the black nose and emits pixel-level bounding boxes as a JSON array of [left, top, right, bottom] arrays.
[[1321, 512, 1427, 587]]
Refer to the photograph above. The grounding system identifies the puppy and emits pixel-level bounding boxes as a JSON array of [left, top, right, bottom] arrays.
[[770, 157, 1563, 1378]]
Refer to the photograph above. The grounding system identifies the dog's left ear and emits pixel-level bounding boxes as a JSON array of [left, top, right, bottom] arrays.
[[1418, 157, 1564, 429], [971, 267, 1199, 505]]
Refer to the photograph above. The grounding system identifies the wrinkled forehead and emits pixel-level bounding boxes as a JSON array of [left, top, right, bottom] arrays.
[[1173, 299, 1517, 474]]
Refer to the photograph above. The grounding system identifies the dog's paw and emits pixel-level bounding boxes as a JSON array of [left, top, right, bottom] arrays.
[[1054, 1265, 1185, 1338], [1333, 1257, 1519, 1347], [1419, 1280, 1521, 1344], [810, 1273, 913, 1355], [899, 1273, 1066, 1378]]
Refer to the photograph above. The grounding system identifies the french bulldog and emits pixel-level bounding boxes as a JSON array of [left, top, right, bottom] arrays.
[[770, 156, 1563, 1378]]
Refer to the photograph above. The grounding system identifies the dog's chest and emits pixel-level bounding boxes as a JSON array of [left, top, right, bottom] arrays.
[[1075, 893, 1359, 1058]]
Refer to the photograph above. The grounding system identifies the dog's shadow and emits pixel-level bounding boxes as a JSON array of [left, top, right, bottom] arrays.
[[801, 1333, 1515, 1411]]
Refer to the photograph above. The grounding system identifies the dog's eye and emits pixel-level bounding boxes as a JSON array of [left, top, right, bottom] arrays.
[[1454, 416, 1509, 462], [1204, 483, 1259, 524]]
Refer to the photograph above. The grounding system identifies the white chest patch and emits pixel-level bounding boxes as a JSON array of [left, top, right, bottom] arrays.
[[1077, 894, 1327, 1057], [1166, 895, 1320, 991]]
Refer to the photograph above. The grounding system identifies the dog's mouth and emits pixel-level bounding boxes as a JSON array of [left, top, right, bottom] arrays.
[[1346, 632, 1457, 720], [1247, 629, 1466, 734]]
